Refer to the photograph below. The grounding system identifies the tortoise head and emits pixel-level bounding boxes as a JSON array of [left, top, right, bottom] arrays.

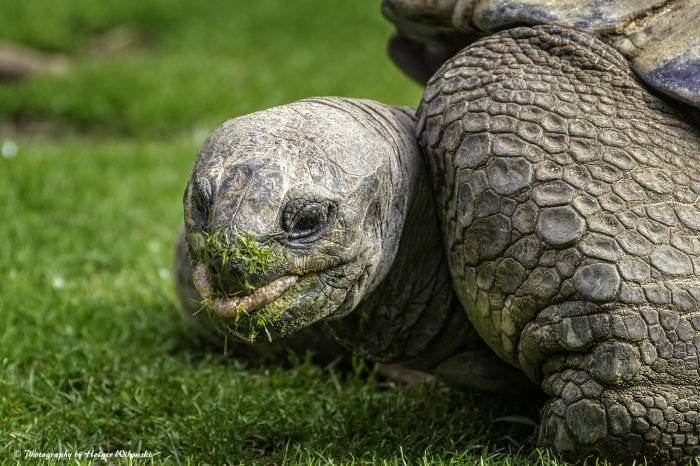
[[183, 97, 417, 342]]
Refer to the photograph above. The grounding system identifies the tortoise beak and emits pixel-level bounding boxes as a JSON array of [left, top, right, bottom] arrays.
[[193, 262, 298, 317]]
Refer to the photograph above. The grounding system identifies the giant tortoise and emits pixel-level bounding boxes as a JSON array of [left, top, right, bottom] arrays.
[[174, 1, 700, 463]]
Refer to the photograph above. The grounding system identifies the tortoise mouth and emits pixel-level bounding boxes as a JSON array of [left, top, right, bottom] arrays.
[[192, 262, 299, 317]]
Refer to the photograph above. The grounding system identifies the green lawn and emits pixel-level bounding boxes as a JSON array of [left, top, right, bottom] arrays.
[[0, 1, 618, 464]]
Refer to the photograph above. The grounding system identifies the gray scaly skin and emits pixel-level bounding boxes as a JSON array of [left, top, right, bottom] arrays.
[[418, 25, 700, 463], [176, 97, 531, 389]]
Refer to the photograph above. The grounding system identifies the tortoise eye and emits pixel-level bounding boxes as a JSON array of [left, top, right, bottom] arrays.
[[283, 201, 334, 240]]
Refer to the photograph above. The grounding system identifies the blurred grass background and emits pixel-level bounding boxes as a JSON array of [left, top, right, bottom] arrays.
[[0, 0, 421, 134], [0, 1, 579, 464]]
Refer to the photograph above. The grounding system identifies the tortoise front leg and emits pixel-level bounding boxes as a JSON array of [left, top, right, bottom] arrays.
[[418, 25, 700, 463]]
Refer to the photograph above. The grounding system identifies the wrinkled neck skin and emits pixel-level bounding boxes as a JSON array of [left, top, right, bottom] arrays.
[[326, 105, 476, 371]]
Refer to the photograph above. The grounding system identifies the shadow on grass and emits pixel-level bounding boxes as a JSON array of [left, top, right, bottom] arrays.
[[160, 313, 544, 465]]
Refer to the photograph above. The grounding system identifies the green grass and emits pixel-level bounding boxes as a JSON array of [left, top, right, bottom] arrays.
[[0, 0, 421, 136], [0, 1, 639, 465], [0, 138, 542, 465]]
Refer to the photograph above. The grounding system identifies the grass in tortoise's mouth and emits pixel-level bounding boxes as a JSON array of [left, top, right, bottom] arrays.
[[192, 262, 298, 317], [193, 228, 299, 318]]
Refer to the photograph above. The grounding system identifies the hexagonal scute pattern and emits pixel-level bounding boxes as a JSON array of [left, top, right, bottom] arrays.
[[417, 25, 700, 463]]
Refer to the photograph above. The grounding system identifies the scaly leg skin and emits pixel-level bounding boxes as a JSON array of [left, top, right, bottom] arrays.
[[173, 225, 349, 365], [418, 25, 700, 464]]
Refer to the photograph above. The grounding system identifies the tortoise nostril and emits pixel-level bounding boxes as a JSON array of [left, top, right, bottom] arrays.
[[190, 176, 213, 231], [193, 176, 213, 211]]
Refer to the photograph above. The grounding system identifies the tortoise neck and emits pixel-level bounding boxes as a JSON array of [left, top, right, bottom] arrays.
[[327, 108, 477, 370]]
